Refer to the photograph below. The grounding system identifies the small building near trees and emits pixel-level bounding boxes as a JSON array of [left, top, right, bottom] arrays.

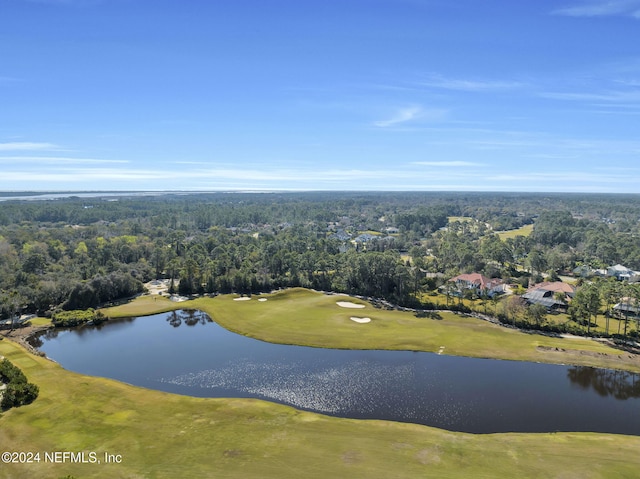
[[613, 297, 640, 318]]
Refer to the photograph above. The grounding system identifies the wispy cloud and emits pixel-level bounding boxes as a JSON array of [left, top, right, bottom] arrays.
[[614, 78, 640, 87], [0, 164, 483, 187], [552, 0, 640, 18], [374, 106, 447, 127], [0, 142, 61, 151], [539, 89, 640, 103], [486, 171, 639, 184], [411, 161, 484, 167], [0, 156, 128, 164], [417, 74, 525, 92], [2, 161, 640, 193], [374, 106, 423, 127]]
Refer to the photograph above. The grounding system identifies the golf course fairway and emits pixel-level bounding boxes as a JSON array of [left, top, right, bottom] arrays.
[[1, 288, 639, 478]]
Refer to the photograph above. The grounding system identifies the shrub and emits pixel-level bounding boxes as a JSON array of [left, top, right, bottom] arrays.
[[0, 359, 39, 410], [52, 309, 96, 327]]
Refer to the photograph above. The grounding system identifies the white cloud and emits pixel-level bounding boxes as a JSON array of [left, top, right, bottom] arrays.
[[2, 156, 639, 193], [0, 164, 484, 188], [374, 106, 447, 127], [0, 142, 60, 151], [411, 161, 483, 167], [374, 106, 423, 127], [552, 0, 640, 18], [418, 75, 524, 92], [486, 171, 638, 184], [539, 89, 640, 103], [0, 156, 127, 164]]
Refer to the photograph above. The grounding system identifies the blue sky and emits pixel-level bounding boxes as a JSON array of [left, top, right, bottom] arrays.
[[1, 0, 640, 192]]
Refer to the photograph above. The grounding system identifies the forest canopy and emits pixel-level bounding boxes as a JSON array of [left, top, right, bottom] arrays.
[[1, 191, 640, 325]]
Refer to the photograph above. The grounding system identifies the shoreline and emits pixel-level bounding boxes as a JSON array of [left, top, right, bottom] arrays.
[[7, 288, 640, 374], [0, 324, 53, 357]]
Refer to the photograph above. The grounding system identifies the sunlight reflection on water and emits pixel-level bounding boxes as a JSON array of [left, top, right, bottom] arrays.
[[35, 310, 640, 434], [159, 359, 469, 423]]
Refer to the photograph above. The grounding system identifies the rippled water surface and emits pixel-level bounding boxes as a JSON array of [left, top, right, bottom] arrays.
[[33, 310, 640, 434]]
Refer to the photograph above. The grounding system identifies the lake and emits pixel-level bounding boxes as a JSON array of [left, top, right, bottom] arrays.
[[31, 310, 640, 435]]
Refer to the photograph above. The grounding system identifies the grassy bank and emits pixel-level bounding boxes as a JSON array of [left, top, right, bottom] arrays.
[[2, 288, 639, 478], [1, 338, 640, 478], [104, 289, 640, 373]]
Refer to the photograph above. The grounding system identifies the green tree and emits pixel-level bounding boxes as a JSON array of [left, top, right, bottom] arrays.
[[570, 283, 600, 334], [599, 279, 619, 336], [527, 303, 547, 327]]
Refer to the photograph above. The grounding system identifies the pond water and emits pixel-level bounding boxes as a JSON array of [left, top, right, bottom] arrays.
[[32, 310, 640, 435]]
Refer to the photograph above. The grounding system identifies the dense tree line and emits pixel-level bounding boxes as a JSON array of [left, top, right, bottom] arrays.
[[1, 192, 640, 336]]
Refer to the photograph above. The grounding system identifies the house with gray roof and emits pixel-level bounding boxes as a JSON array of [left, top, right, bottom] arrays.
[[607, 264, 640, 281], [613, 297, 640, 318], [522, 281, 575, 311]]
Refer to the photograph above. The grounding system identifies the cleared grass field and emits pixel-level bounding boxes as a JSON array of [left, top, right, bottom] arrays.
[[2, 288, 640, 478], [496, 224, 534, 240]]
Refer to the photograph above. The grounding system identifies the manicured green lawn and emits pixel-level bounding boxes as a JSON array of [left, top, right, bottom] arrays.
[[2, 337, 640, 479], [104, 288, 640, 372], [2, 288, 640, 478], [495, 224, 534, 240], [542, 311, 638, 337], [25, 317, 52, 327], [101, 294, 181, 318]]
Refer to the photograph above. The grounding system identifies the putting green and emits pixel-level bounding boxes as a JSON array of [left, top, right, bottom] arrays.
[[105, 288, 640, 373]]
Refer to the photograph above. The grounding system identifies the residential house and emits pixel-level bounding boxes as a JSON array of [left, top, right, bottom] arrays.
[[613, 297, 640, 318], [607, 264, 639, 281], [572, 265, 593, 278], [447, 273, 504, 297], [331, 230, 351, 242], [522, 281, 576, 311], [353, 233, 377, 244]]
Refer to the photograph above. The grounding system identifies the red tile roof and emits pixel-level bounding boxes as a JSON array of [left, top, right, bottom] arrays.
[[449, 273, 501, 290]]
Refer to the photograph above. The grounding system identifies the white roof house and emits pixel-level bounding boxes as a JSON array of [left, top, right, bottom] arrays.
[[607, 264, 640, 281]]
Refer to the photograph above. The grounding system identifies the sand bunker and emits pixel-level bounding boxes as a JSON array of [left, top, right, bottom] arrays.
[[349, 317, 371, 324], [169, 295, 189, 302], [336, 301, 365, 309], [145, 279, 171, 295], [233, 297, 251, 301], [258, 298, 268, 302]]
